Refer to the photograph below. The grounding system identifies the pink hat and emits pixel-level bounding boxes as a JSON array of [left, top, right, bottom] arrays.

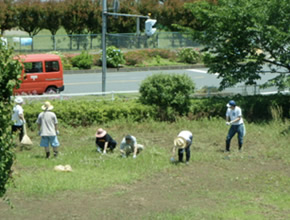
[[95, 128, 107, 138]]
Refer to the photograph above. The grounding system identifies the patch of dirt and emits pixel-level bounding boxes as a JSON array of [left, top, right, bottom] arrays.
[[1, 159, 289, 220]]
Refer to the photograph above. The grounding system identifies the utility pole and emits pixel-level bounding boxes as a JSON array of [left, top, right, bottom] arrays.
[[101, 0, 154, 93], [102, 0, 107, 93]]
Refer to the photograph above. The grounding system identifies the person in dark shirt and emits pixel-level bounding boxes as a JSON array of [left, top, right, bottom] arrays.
[[95, 128, 117, 154]]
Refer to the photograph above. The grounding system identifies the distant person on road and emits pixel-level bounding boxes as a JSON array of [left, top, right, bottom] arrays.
[[95, 128, 117, 154], [36, 101, 60, 158], [170, 130, 193, 164], [225, 100, 245, 152], [12, 97, 25, 142], [120, 135, 144, 159]]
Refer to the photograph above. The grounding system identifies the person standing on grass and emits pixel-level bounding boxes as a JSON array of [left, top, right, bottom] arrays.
[[120, 135, 144, 159], [225, 100, 245, 152], [95, 128, 117, 154], [12, 97, 25, 142], [170, 130, 193, 164], [36, 101, 60, 159]]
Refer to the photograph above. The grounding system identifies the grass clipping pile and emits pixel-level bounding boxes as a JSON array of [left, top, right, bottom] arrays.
[[54, 165, 73, 172]]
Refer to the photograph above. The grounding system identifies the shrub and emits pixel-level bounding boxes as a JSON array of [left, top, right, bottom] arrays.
[[139, 73, 195, 120], [124, 51, 145, 66], [101, 46, 125, 68], [71, 51, 93, 69], [177, 47, 201, 64], [124, 49, 178, 66], [0, 41, 22, 197]]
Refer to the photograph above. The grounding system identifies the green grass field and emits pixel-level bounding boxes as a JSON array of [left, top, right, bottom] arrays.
[[1, 118, 289, 219]]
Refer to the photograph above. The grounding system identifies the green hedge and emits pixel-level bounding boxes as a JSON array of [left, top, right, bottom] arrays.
[[23, 95, 290, 128], [24, 99, 157, 129], [190, 94, 290, 121]]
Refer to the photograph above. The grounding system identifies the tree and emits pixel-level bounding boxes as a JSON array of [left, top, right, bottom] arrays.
[[17, 0, 45, 51], [61, 0, 90, 50], [86, 0, 102, 49], [0, 39, 22, 198], [42, 0, 62, 50], [177, 0, 290, 90], [0, 0, 18, 35]]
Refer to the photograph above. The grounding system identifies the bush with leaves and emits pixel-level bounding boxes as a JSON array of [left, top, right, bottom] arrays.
[[139, 73, 195, 120], [177, 47, 201, 64], [0, 40, 22, 197], [101, 46, 125, 68], [71, 51, 93, 69]]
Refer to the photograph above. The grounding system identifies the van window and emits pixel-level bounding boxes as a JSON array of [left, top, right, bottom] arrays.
[[24, 62, 43, 73], [45, 61, 60, 72]]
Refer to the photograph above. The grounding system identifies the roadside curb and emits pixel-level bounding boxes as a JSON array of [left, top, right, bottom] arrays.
[[64, 64, 206, 74]]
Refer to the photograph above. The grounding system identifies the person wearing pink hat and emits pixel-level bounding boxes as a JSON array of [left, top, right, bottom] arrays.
[[95, 128, 117, 154]]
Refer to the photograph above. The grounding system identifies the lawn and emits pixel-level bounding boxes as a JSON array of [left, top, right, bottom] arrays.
[[0, 118, 289, 219]]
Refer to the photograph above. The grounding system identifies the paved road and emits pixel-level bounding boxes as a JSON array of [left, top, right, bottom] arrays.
[[63, 67, 281, 94]]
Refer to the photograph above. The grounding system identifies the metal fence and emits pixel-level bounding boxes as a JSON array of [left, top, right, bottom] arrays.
[[4, 32, 200, 53]]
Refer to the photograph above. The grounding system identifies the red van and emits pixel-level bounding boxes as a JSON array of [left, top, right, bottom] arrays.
[[14, 54, 65, 95]]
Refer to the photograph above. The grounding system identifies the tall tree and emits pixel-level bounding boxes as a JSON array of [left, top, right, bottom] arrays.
[[61, 0, 90, 50], [17, 0, 45, 51], [42, 0, 62, 50], [86, 0, 102, 49], [0, 0, 18, 35], [177, 0, 290, 90]]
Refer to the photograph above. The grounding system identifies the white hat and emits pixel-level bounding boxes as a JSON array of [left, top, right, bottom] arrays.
[[15, 97, 23, 104], [41, 101, 54, 111], [174, 136, 187, 149], [95, 128, 107, 138]]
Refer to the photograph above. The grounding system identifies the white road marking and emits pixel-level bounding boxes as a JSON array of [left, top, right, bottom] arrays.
[[187, 69, 219, 76]]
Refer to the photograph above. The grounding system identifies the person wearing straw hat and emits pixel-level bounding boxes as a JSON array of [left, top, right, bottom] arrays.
[[12, 97, 25, 142], [225, 100, 245, 152], [171, 130, 193, 164], [119, 135, 144, 159], [95, 128, 117, 154], [36, 101, 60, 158]]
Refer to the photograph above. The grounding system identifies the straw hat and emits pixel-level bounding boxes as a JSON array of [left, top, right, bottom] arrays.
[[41, 101, 54, 111], [15, 97, 23, 104], [174, 136, 187, 149], [95, 128, 107, 138]]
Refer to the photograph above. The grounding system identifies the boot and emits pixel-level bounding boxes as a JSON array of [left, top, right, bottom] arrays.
[[225, 142, 230, 152], [54, 151, 58, 157], [46, 152, 50, 159], [238, 144, 242, 152]]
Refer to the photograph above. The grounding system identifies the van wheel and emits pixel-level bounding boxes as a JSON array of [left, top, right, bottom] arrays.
[[45, 87, 58, 94]]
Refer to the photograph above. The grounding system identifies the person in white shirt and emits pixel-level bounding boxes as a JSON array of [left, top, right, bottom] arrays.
[[225, 100, 245, 152], [171, 130, 193, 164], [36, 101, 60, 158], [12, 97, 25, 142], [119, 135, 144, 158]]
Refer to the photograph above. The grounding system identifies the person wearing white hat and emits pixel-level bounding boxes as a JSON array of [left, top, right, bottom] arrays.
[[36, 101, 60, 158], [171, 130, 193, 164], [119, 135, 144, 158], [12, 97, 25, 141], [225, 100, 245, 152], [95, 128, 117, 154]]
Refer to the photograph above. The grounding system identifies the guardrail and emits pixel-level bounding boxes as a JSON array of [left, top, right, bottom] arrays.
[[14, 87, 289, 103], [15, 90, 140, 102]]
